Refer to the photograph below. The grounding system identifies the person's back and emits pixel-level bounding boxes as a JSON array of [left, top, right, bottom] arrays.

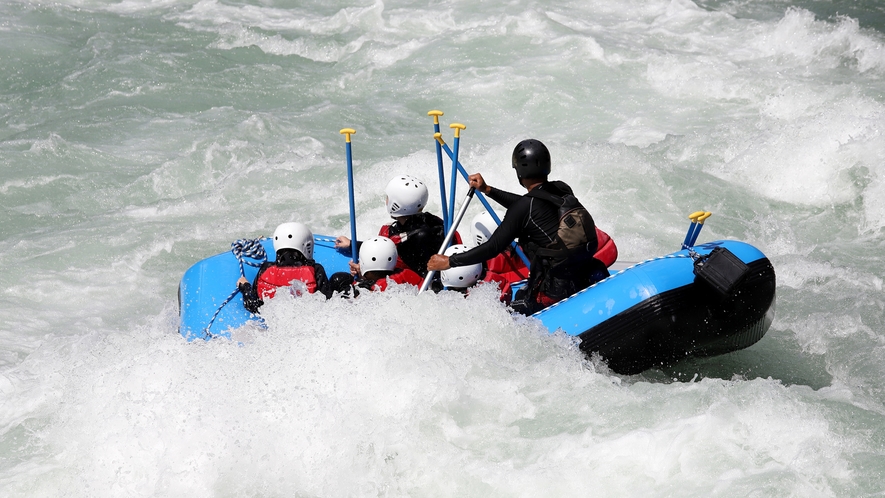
[[361, 267, 423, 291], [238, 222, 333, 313], [379, 211, 446, 277], [522, 180, 610, 305], [254, 249, 321, 299]]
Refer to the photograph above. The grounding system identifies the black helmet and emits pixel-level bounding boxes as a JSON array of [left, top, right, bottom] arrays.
[[511, 139, 551, 180]]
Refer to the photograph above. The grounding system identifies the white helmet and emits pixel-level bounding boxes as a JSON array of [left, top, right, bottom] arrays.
[[469, 210, 503, 247], [272, 222, 314, 259], [359, 236, 398, 274], [385, 175, 429, 216], [440, 244, 483, 288]]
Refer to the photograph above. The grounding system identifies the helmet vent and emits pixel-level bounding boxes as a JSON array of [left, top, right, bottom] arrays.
[[390, 202, 400, 211]]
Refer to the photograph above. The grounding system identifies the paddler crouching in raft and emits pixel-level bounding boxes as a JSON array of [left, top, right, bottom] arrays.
[[237, 222, 334, 314], [427, 139, 617, 315], [329, 236, 424, 296]]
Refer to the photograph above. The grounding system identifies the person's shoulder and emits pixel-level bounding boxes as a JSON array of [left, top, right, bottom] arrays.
[[544, 180, 573, 194], [415, 211, 443, 225]]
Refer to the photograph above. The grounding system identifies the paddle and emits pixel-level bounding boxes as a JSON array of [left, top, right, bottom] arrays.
[[447, 123, 466, 229], [427, 110, 450, 232], [681, 211, 712, 250], [432, 132, 532, 268], [418, 186, 476, 294], [340, 128, 359, 263]]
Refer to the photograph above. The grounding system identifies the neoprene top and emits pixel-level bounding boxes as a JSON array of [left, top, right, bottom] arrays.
[[448, 180, 574, 268]]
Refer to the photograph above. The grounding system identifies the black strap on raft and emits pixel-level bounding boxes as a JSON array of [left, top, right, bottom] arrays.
[[692, 246, 749, 297], [203, 238, 268, 338]]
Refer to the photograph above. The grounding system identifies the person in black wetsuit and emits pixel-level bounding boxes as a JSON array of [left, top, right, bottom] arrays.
[[237, 222, 334, 314], [426, 139, 610, 315], [334, 174, 454, 278]]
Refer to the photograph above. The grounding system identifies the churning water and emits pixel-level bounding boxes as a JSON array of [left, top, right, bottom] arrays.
[[1, 0, 884, 495]]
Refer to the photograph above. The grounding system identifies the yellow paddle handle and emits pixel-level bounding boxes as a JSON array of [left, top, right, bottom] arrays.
[[339, 128, 356, 143], [427, 110, 443, 125], [688, 211, 712, 223], [449, 123, 466, 138]]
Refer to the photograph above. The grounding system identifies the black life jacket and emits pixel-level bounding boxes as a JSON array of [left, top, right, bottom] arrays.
[[525, 188, 599, 267]]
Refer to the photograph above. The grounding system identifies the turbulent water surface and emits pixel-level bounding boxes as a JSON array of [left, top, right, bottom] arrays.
[[1, 0, 884, 495]]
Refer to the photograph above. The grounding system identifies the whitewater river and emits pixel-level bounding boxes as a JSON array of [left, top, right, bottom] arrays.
[[1, 0, 884, 495]]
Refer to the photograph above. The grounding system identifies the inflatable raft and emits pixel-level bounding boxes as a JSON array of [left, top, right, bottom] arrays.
[[178, 236, 775, 374]]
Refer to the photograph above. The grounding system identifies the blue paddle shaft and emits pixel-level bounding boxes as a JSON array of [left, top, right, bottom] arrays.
[[448, 136, 460, 228], [345, 141, 358, 263], [688, 223, 705, 247], [433, 122, 450, 232], [681, 222, 696, 249]]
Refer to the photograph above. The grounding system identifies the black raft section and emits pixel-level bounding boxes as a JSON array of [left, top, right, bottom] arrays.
[[578, 257, 776, 375]]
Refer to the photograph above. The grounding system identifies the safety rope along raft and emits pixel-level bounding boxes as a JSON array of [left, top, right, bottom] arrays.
[[203, 238, 268, 337]]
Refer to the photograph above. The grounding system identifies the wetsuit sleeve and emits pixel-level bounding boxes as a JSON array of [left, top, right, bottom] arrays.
[[486, 187, 522, 209], [239, 262, 270, 314], [448, 198, 530, 267], [313, 264, 334, 300]]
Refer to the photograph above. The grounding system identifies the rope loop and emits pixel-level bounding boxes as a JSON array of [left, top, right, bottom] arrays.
[[203, 238, 268, 338], [231, 238, 269, 276]]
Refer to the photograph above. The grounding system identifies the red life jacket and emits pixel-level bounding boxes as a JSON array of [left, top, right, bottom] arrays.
[[594, 227, 618, 268], [482, 271, 513, 303], [256, 265, 317, 299], [372, 268, 424, 291], [484, 228, 615, 284], [486, 250, 529, 284]]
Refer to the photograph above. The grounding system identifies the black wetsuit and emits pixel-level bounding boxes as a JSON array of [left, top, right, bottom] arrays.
[[238, 249, 333, 313], [448, 180, 608, 314]]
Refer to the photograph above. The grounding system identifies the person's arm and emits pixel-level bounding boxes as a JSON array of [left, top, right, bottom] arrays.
[[468, 172, 520, 208], [335, 236, 364, 250], [238, 263, 269, 314], [448, 200, 528, 267], [313, 264, 334, 300], [486, 186, 522, 209]]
